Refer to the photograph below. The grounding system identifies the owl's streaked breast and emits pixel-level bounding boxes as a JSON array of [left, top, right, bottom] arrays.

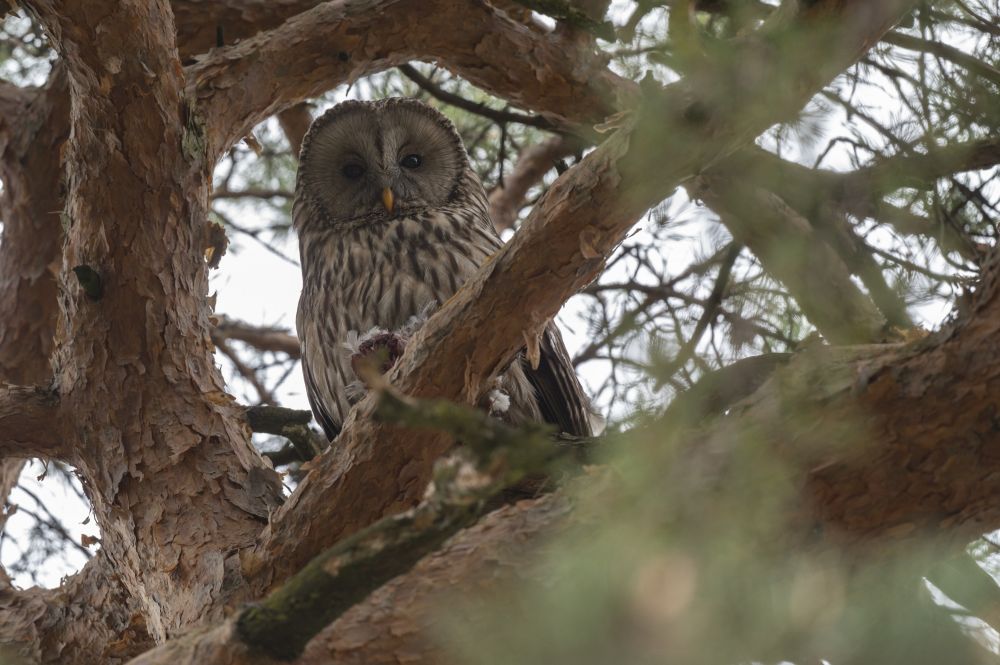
[[295, 193, 503, 436]]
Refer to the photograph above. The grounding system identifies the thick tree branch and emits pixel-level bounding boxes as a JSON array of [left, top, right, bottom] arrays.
[[0, 64, 67, 386], [187, 0, 629, 161], [0, 57, 101, 665], [238, 473, 482, 660], [0, 44, 68, 598], [1, 553, 154, 664], [173, 0, 322, 58], [238, 388, 559, 661], [296, 492, 571, 664], [127, 390, 573, 664], [125, 493, 570, 665]]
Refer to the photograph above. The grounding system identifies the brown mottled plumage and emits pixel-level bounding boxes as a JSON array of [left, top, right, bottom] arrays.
[[293, 98, 592, 440]]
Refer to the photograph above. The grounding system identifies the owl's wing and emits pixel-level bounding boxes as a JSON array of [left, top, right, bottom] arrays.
[[302, 356, 341, 441], [475, 205, 593, 436], [523, 323, 594, 437]]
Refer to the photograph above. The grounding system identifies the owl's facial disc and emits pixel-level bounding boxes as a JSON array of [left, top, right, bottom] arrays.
[[299, 100, 467, 226]]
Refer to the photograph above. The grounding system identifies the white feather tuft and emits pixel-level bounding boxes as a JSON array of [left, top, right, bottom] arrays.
[[487, 388, 511, 415]]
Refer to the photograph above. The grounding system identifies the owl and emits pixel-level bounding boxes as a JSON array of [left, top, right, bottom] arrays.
[[293, 98, 593, 441]]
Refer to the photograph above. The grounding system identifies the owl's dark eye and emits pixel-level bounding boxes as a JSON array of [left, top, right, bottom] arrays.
[[341, 163, 365, 179], [400, 154, 422, 169]]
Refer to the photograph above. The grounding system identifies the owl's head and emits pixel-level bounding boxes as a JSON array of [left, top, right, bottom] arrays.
[[294, 98, 469, 230]]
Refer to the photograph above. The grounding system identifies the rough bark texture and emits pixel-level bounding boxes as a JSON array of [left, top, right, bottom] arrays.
[[1, 555, 154, 663], [0, 385, 63, 459], [24, 0, 282, 647], [797, 254, 1000, 548], [0, 63, 69, 590], [173, 0, 322, 58], [0, 68, 66, 387]]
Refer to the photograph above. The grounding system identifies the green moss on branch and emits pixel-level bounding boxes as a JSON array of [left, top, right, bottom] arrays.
[[236, 389, 589, 660]]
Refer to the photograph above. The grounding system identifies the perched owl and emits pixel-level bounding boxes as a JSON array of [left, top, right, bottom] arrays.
[[293, 98, 593, 441]]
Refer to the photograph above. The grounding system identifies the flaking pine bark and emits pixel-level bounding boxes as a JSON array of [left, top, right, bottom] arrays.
[[2, 0, 998, 664]]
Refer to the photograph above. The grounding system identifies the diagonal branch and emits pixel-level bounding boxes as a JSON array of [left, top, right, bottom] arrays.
[[398, 64, 555, 129], [125, 492, 570, 665], [882, 30, 1000, 86], [718, 139, 1000, 258]]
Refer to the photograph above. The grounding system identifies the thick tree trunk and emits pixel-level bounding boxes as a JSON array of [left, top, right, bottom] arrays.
[[24, 0, 282, 646]]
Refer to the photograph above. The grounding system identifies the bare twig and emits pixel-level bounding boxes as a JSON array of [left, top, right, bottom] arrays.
[[656, 244, 742, 383], [883, 30, 1000, 86], [398, 64, 555, 130]]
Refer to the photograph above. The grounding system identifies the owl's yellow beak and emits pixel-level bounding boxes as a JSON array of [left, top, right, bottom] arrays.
[[381, 187, 395, 214]]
